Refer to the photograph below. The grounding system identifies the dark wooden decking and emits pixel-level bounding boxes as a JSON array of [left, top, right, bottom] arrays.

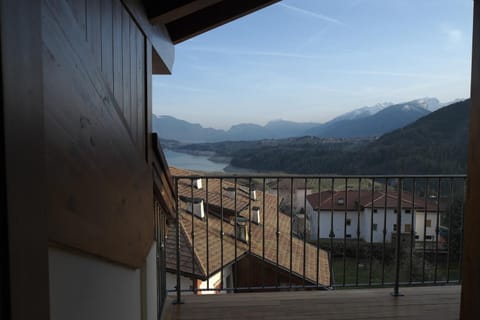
[[162, 286, 460, 320]]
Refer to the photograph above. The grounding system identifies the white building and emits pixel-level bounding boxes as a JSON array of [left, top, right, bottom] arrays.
[[166, 266, 233, 295], [306, 190, 441, 243]]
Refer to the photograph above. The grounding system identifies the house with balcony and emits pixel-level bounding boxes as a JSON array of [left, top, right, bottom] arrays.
[[2, 0, 479, 320], [305, 190, 442, 243], [166, 167, 331, 293]]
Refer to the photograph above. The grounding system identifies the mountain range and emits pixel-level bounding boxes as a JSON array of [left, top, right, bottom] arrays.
[[305, 100, 432, 138], [153, 97, 447, 142], [166, 99, 469, 175]]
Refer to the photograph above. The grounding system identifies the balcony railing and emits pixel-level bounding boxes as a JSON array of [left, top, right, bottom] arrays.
[[167, 171, 466, 303]]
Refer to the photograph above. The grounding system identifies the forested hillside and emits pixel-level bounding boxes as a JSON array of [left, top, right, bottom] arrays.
[[164, 100, 469, 175]]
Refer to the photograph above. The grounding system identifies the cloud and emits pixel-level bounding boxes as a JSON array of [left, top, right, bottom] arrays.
[[336, 69, 449, 80], [152, 81, 212, 93], [279, 3, 344, 25], [184, 45, 322, 59]]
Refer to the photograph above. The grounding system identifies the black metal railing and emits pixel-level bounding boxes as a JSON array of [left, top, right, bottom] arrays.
[[153, 198, 168, 312], [167, 174, 466, 302]]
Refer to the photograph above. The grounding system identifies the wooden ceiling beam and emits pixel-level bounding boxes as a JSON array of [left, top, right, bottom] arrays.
[[164, 0, 281, 44], [145, 0, 222, 25]]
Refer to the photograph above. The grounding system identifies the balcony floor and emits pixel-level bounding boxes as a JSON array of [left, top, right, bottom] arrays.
[[162, 285, 460, 320]]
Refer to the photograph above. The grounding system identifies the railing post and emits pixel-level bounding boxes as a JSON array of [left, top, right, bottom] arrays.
[[173, 178, 183, 304], [392, 178, 404, 297]]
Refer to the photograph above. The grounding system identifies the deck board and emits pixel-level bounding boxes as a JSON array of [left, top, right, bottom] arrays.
[[162, 286, 460, 320]]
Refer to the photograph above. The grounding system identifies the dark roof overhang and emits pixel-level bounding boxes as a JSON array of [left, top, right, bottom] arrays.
[[144, 0, 281, 44]]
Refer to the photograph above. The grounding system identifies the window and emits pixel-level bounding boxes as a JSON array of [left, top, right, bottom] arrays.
[[404, 224, 411, 233], [405, 209, 411, 214], [425, 235, 433, 240], [415, 235, 420, 240], [373, 224, 378, 231], [346, 218, 351, 226], [394, 209, 398, 213], [393, 224, 397, 231], [373, 209, 378, 213], [345, 234, 352, 238], [426, 219, 432, 227]]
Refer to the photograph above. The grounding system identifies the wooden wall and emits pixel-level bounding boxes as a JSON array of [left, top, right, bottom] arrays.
[[461, 1, 480, 319], [42, 0, 155, 268], [233, 255, 308, 290], [2, 1, 51, 319], [66, 0, 146, 154]]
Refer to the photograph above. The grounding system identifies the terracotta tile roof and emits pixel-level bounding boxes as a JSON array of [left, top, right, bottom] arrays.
[[166, 167, 330, 287], [306, 190, 441, 212]]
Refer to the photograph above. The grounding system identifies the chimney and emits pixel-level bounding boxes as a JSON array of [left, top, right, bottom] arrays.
[[187, 198, 205, 219], [250, 189, 257, 201], [224, 187, 236, 199], [235, 216, 249, 243], [296, 213, 305, 235], [193, 178, 202, 189], [251, 206, 261, 224]]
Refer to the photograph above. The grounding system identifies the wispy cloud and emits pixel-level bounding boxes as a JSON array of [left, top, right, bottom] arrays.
[[152, 81, 212, 93], [184, 45, 322, 59], [336, 70, 449, 80], [279, 3, 344, 25]]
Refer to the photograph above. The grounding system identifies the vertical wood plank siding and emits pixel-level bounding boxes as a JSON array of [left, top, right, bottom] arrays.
[[43, 0, 152, 267], [68, 0, 146, 153], [112, 0, 123, 110]]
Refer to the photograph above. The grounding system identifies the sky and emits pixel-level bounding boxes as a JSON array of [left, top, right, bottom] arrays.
[[152, 0, 473, 130]]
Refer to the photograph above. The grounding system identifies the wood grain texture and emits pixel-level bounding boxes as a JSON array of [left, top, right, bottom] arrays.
[[162, 286, 461, 320], [461, 1, 480, 319], [146, 0, 223, 25], [86, 0, 102, 67], [112, 0, 123, 109], [145, 40, 153, 162], [123, 0, 174, 74], [129, 17, 137, 146], [152, 134, 176, 217], [2, 0, 50, 319], [101, 0, 114, 87], [43, 0, 153, 268], [66, 0, 87, 39], [136, 28, 145, 154], [122, 6, 131, 122]]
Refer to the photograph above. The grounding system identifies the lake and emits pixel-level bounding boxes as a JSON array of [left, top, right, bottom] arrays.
[[164, 149, 230, 172]]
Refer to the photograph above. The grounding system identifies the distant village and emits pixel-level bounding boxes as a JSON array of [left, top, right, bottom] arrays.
[[166, 167, 448, 294]]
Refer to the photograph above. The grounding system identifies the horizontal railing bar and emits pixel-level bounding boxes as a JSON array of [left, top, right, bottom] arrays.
[[174, 174, 467, 179], [335, 280, 461, 288], [168, 284, 330, 292], [167, 279, 459, 293]]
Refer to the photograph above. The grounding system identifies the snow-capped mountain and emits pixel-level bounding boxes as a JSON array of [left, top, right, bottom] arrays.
[[327, 102, 394, 123], [414, 97, 441, 112]]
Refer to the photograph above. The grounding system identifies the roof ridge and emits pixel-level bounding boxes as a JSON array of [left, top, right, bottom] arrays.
[[363, 191, 386, 207]]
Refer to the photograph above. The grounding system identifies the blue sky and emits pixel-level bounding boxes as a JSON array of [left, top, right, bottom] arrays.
[[152, 0, 473, 129]]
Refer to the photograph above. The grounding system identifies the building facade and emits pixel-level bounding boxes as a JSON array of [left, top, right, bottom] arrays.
[[306, 190, 441, 243]]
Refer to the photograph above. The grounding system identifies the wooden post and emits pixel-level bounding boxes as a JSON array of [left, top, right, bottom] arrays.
[[1, 0, 50, 319], [461, 1, 480, 319]]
